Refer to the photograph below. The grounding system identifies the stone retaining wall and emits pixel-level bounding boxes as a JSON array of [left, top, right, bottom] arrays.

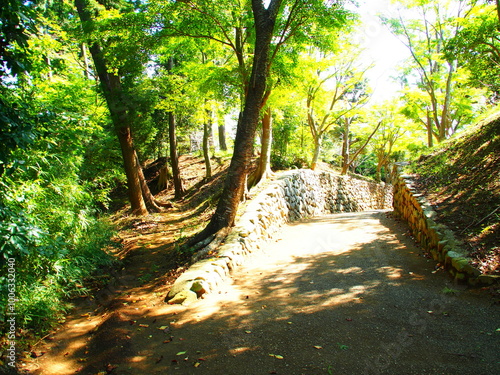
[[166, 169, 393, 304], [392, 173, 499, 286]]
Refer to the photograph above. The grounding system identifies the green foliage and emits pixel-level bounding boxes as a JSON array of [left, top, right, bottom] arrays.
[[0, 0, 39, 77], [0, 176, 117, 332], [0, 9, 122, 334], [271, 102, 313, 170], [448, 2, 500, 102], [383, 0, 486, 144], [0, 123, 117, 332], [0, 87, 38, 175]]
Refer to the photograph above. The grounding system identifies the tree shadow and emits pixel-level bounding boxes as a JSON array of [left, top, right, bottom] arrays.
[[30, 212, 499, 375]]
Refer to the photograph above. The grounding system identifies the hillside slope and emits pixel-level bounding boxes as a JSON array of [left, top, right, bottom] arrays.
[[411, 114, 500, 275]]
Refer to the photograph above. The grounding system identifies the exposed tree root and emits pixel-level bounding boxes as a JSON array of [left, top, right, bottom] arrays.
[[191, 227, 231, 262]]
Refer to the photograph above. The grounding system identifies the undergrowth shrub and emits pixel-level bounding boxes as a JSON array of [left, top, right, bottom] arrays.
[[0, 122, 118, 336], [0, 186, 117, 334]]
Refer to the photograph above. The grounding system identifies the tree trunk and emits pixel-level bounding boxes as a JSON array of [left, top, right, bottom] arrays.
[[440, 61, 455, 140], [311, 137, 322, 171], [203, 109, 212, 180], [341, 119, 350, 174], [342, 119, 382, 175], [116, 126, 148, 215], [157, 165, 170, 191], [218, 124, 228, 151], [168, 112, 184, 200], [193, 0, 280, 241], [75, 0, 160, 215], [80, 43, 91, 80], [248, 105, 273, 187], [426, 111, 434, 148]]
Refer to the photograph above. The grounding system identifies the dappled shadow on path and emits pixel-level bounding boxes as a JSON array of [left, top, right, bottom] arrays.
[[28, 212, 499, 375]]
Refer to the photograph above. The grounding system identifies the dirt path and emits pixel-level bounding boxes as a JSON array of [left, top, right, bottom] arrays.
[[24, 211, 499, 375]]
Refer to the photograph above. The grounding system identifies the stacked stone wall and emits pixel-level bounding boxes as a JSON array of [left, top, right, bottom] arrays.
[[167, 169, 392, 304], [392, 173, 498, 286]]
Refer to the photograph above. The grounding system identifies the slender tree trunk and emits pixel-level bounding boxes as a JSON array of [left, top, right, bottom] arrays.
[[440, 61, 455, 140], [81, 43, 91, 80], [203, 109, 212, 179], [258, 106, 273, 176], [218, 124, 228, 151], [165, 56, 184, 199], [342, 119, 382, 175], [248, 106, 274, 187], [426, 111, 434, 148], [168, 112, 184, 199], [311, 137, 322, 171], [341, 119, 350, 174]]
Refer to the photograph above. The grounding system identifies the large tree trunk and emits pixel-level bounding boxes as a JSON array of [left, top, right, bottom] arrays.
[[116, 126, 148, 215], [193, 0, 280, 241], [75, 0, 165, 215], [168, 112, 184, 200]]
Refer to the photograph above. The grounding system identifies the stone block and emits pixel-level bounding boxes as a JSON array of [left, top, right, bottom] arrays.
[[167, 290, 198, 305], [477, 274, 500, 285], [462, 264, 481, 277]]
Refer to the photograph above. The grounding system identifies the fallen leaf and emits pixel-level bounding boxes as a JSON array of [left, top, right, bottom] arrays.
[[158, 325, 169, 330], [245, 330, 252, 334], [269, 354, 283, 359], [313, 345, 323, 350], [194, 362, 201, 368], [105, 363, 118, 372], [139, 324, 149, 328], [176, 351, 187, 356]]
